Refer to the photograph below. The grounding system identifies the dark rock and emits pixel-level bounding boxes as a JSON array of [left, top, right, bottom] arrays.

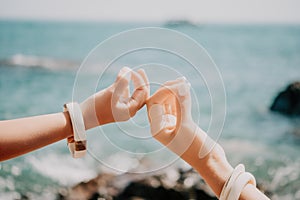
[[116, 182, 187, 200], [20, 194, 29, 200], [89, 192, 102, 200], [194, 189, 217, 200], [270, 82, 300, 116], [57, 169, 217, 200]]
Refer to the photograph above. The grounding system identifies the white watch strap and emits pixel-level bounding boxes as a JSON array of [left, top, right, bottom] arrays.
[[227, 172, 256, 200], [64, 102, 87, 158], [220, 164, 245, 200]]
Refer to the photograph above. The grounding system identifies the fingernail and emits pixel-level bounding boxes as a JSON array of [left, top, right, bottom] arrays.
[[124, 72, 131, 81], [121, 67, 131, 81], [187, 81, 191, 87], [178, 83, 189, 96], [181, 76, 191, 87], [177, 76, 187, 81], [138, 68, 145, 73]]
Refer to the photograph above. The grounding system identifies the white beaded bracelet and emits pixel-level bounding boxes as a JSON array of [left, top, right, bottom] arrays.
[[220, 164, 245, 200], [227, 172, 256, 200], [64, 102, 87, 158]]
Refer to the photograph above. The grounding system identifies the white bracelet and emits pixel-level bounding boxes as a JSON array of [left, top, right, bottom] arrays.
[[220, 164, 245, 200], [64, 102, 87, 158], [227, 172, 256, 200]]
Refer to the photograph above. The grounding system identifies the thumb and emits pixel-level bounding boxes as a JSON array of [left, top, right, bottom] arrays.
[[113, 67, 131, 105]]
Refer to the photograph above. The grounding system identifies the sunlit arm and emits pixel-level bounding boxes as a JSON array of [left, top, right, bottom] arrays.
[[0, 67, 149, 162], [0, 112, 72, 161]]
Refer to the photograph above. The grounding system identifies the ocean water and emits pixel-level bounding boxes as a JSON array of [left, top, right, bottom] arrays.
[[0, 21, 300, 199]]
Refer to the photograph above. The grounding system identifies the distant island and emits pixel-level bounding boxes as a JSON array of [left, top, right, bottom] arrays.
[[164, 19, 198, 28]]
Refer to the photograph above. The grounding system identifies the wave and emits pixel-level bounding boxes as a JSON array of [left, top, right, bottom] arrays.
[[0, 54, 79, 70]]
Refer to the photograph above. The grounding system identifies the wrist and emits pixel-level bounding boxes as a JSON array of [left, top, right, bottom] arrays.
[[79, 98, 97, 130], [62, 111, 74, 137], [179, 125, 233, 197], [80, 89, 112, 130], [198, 143, 233, 197]]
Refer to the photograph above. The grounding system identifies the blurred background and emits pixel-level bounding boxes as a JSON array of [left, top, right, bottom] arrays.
[[0, 0, 300, 199]]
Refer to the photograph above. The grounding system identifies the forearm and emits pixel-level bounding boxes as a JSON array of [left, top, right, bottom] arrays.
[[0, 112, 73, 161], [179, 127, 269, 200], [178, 127, 232, 196]]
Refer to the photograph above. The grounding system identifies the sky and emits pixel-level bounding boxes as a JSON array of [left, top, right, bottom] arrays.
[[0, 0, 300, 24]]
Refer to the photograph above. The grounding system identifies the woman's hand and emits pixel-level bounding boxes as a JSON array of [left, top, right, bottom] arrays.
[[146, 77, 204, 157], [146, 78, 232, 196], [146, 78, 226, 191], [80, 67, 149, 130]]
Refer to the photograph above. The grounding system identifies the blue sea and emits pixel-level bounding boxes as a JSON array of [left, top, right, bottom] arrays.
[[0, 21, 300, 199]]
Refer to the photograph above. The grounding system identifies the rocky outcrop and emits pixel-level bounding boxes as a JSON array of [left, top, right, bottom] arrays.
[[57, 169, 217, 200], [270, 82, 300, 116]]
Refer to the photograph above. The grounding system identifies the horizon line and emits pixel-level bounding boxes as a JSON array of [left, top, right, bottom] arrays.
[[1, 17, 300, 26]]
